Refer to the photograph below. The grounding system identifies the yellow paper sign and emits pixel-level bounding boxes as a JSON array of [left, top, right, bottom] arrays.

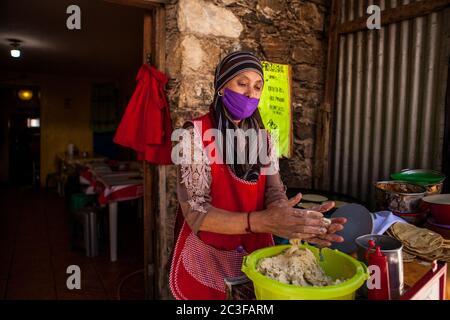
[[259, 61, 292, 158]]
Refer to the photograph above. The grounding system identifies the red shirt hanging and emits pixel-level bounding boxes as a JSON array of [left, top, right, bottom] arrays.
[[114, 64, 173, 164]]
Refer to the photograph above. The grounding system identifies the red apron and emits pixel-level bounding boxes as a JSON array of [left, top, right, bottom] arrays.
[[169, 112, 274, 300]]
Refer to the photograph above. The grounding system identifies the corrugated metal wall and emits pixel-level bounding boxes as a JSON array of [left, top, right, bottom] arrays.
[[331, 0, 450, 208]]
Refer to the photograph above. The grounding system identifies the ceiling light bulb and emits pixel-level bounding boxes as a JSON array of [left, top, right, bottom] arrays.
[[18, 89, 33, 100], [11, 49, 21, 58]]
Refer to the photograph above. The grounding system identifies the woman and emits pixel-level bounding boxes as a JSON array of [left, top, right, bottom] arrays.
[[169, 51, 346, 300]]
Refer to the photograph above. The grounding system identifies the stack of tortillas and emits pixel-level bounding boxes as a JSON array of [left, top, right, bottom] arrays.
[[386, 222, 450, 263]]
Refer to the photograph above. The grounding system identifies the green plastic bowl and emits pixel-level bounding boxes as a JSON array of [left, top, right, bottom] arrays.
[[390, 169, 445, 186], [242, 244, 368, 300]]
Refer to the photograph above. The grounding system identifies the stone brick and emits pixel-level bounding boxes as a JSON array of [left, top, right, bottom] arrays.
[[299, 106, 317, 123], [280, 157, 313, 188], [261, 36, 290, 62], [292, 40, 324, 65], [294, 121, 316, 141], [292, 138, 314, 160], [178, 0, 243, 38], [180, 35, 205, 73], [293, 64, 324, 84], [298, 2, 324, 32], [292, 45, 314, 64], [257, 0, 284, 19]]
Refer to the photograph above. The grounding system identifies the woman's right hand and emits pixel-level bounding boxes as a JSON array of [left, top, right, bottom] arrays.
[[252, 206, 329, 240]]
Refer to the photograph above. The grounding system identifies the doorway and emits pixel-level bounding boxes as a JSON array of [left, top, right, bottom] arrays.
[[0, 0, 165, 300], [0, 85, 40, 187], [105, 0, 168, 300]]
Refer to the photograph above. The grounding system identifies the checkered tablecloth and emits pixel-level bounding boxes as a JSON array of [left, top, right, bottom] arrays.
[[80, 165, 143, 204]]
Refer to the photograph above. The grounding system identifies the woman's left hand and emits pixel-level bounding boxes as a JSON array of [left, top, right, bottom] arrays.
[[310, 201, 336, 213], [307, 217, 347, 247], [268, 193, 344, 247], [267, 193, 336, 213], [267, 192, 302, 208]]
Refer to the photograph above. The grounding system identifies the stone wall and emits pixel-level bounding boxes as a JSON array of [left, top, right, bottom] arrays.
[[161, 0, 329, 296]]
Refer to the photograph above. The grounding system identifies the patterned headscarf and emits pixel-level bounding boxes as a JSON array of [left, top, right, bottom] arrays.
[[211, 51, 266, 182]]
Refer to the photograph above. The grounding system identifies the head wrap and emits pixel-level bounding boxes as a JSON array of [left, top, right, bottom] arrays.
[[211, 51, 266, 182], [214, 51, 264, 92]]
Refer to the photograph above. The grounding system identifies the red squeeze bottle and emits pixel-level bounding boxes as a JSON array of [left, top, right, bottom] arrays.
[[368, 245, 391, 300]]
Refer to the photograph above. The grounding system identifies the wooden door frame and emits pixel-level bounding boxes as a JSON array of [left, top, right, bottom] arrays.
[[104, 0, 168, 9], [102, 0, 167, 300], [313, 0, 340, 191], [443, 58, 450, 193]]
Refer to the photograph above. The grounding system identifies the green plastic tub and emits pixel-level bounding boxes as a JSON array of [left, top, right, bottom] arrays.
[[242, 244, 368, 300]]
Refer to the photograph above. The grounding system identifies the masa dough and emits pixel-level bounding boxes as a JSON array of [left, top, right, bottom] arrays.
[[257, 247, 342, 287]]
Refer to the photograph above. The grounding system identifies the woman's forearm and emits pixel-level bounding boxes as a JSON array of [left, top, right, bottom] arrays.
[[198, 207, 268, 235], [197, 204, 334, 241]]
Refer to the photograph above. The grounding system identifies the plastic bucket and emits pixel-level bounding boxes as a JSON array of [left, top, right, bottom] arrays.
[[242, 244, 368, 300], [70, 193, 97, 214]]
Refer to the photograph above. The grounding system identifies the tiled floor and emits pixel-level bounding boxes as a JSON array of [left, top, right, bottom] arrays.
[[0, 185, 145, 300]]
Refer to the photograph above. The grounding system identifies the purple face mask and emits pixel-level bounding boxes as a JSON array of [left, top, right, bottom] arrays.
[[221, 88, 260, 120]]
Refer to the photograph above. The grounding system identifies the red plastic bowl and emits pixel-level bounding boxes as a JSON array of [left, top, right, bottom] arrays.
[[422, 194, 450, 225], [392, 211, 428, 226]]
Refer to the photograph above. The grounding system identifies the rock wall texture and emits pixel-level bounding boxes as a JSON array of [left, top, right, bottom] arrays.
[[161, 0, 329, 297]]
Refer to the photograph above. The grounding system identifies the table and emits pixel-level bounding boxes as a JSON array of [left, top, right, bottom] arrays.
[[57, 153, 107, 167], [80, 162, 143, 262], [403, 260, 449, 299], [55, 153, 107, 196]]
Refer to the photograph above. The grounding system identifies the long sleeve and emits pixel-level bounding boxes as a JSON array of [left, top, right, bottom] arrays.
[[264, 132, 288, 207], [265, 172, 288, 207], [177, 126, 212, 234]]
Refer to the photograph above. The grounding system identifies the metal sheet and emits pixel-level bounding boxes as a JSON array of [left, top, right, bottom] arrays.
[[331, 0, 450, 208]]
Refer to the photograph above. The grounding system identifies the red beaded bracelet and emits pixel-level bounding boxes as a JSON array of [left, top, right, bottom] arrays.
[[245, 211, 254, 234]]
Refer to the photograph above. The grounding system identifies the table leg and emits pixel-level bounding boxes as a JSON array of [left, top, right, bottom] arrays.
[[138, 198, 143, 219], [109, 202, 118, 262]]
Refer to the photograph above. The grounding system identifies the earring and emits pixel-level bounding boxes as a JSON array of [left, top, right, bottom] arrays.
[[218, 91, 223, 97]]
